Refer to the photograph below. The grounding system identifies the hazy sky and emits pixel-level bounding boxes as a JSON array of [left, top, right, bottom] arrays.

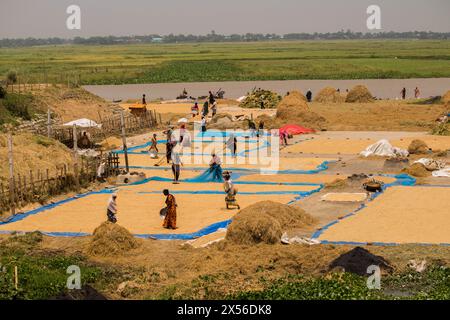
[[0, 0, 449, 38]]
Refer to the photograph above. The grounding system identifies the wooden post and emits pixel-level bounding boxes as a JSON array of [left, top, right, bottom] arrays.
[[14, 266, 18, 290], [7, 134, 15, 215], [120, 111, 129, 173], [73, 125, 80, 190], [47, 109, 52, 138]]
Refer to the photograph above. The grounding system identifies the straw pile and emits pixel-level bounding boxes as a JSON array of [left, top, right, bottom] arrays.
[[226, 201, 315, 245], [407, 139, 429, 154], [239, 88, 281, 109], [87, 222, 140, 256], [0, 133, 73, 183], [283, 90, 308, 103], [402, 163, 431, 177], [345, 85, 374, 103], [442, 90, 450, 104], [314, 87, 345, 103]]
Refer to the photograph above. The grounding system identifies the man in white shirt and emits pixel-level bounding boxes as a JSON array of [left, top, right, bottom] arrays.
[[171, 146, 183, 184]]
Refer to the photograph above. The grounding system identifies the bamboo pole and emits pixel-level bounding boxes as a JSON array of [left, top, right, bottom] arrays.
[[7, 134, 15, 215], [120, 111, 129, 173]]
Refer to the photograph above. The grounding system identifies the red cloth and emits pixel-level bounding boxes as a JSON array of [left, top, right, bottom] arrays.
[[279, 124, 315, 135]]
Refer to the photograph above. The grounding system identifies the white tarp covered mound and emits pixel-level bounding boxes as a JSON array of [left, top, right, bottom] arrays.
[[413, 158, 446, 171], [63, 118, 101, 128], [412, 158, 450, 177], [360, 139, 409, 158]]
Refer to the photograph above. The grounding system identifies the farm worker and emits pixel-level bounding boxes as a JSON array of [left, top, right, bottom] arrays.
[[97, 161, 106, 180], [149, 133, 159, 158], [107, 193, 118, 223], [257, 121, 264, 138], [163, 126, 174, 142], [209, 91, 216, 105], [248, 119, 256, 137], [306, 89, 312, 102], [414, 87, 420, 99], [162, 189, 177, 229], [150, 133, 158, 152], [201, 116, 207, 133], [171, 146, 183, 184], [223, 171, 240, 210], [191, 102, 199, 117], [80, 132, 91, 148], [202, 101, 209, 117], [142, 94, 147, 105], [280, 130, 288, 146], [209, 152, 223, 182], [401, 87, 407, 100], [163, 126, 175, 164], [211, 101, 218, 117], [226, 133, 238, 157]]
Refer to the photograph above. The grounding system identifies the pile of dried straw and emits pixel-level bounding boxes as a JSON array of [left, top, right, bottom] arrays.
[[87, 222, 140, 256], [407, 139, 429, 154], [226, 201, 315, 245], [314, 87, 345, 103], [345, 85, 374, 103]]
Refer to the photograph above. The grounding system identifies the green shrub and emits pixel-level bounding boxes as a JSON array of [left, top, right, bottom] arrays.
[[2, 93, 34, 120]]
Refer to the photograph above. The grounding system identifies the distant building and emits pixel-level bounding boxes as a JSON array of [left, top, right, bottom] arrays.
[[151, 37, 163, 43]]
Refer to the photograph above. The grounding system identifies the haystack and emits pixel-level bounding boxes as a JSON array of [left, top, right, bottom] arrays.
[[87, 222, 140, 256], [314, 87, 345, 103], [284, 90, 308, 103], [277, 91, 309, 116], [407, 139, 429, 154], [275, 92, 326, 130], [226, 201, 315, 245], [402, 163, 431, 177], [442, 90, 450, 104], [345, 85, 374, 103]]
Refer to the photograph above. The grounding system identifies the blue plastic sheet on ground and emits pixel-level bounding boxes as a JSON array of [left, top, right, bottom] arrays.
[[0, 189, 115, 226], [135, 220, 232, 240]]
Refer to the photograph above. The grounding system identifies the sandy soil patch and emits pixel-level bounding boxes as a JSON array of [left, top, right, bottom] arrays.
[[320, 193, 368, 202], [318, 186, 450, 244]]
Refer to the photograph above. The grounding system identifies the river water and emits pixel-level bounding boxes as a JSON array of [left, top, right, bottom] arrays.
[[84, 78, 450, 101]]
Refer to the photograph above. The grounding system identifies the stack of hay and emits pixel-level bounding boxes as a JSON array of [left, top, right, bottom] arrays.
[[314, 87, 345, 103], [239, 88, 281, 109], [442, 90, 450, 105], [407, 139, 430, 155], [87, 222, 140, 256], [209, 113, 243, 130], [275, 90, 326, 130], [345, 85, 374, 103], [226, 201, 315, 245]]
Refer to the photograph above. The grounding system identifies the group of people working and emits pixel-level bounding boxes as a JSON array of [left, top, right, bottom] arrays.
[[192, 91, 218, 132]]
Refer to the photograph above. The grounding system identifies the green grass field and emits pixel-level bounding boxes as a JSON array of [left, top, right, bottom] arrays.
[[1, 40, 450, 84]]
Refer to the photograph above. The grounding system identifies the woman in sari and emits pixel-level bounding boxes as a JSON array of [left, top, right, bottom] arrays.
[[162, 189, 177, 229]]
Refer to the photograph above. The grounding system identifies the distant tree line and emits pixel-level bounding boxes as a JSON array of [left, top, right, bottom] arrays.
[[1, 30, 449, 47]]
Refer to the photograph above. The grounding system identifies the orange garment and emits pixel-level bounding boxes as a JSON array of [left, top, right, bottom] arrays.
[[163, 194, 177, 229]]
